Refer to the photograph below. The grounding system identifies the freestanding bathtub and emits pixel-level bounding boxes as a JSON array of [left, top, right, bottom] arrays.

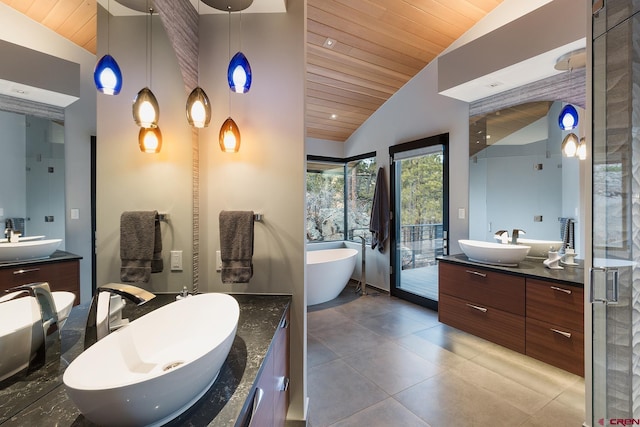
[[307, 248, 358, 305]]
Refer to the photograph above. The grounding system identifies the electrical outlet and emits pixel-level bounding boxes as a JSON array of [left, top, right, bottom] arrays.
[[216, 250, 222, 272], [170, 250, 183, 271]]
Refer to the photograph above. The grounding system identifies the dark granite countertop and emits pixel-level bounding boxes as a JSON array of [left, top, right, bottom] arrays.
[[0, 293, 291, 426], [438, 253, 584, 287], [0, 250, 82, 268]]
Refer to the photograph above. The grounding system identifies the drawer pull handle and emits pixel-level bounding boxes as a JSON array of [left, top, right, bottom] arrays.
[[550, 328, 572, 339], [465, 270, 487, 278], [13, 268, 40, 275], [466, 303, 488, 313], [550, 286, 572, 295]]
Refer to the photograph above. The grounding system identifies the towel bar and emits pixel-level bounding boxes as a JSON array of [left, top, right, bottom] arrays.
[[156, 213, 170, 222], [253, 214, 263, 222]]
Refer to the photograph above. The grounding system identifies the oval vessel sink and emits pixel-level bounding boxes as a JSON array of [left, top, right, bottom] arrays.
[[63, 293, 240, 427], [459, 239, 530, 266], [0, 238, 61, 262], [0, 291, 75, 382], [514, 238, 563, 258]]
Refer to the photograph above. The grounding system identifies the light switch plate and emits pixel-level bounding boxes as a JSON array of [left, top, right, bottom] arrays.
[[216, 250, 222, 272], [70, 208, 79, 219], [170, 250, 183, 271], [458, 208, 465, 219]]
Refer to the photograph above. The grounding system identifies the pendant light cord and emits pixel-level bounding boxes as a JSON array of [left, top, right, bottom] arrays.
[[228, 9, 231, 113], [106, 0, 111, 53], [149, 6, 153, 89]]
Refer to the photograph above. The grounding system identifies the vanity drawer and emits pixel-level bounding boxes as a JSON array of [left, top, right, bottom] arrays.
[[0, 260, 80, 304], [526, 279, 583, 331], [439, 262, 525, 315], [526, 317, 584, 376], [439, 293, 525, 353]]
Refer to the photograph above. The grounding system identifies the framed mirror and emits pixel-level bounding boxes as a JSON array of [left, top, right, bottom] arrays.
[[468, 100, 584, 253], [0, 109, 65, 245]]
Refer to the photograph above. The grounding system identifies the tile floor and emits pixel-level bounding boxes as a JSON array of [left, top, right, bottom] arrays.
[[307, 283, 585, 427]]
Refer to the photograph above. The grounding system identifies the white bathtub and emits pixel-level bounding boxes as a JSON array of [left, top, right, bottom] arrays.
[[307, 248, 358, 305]]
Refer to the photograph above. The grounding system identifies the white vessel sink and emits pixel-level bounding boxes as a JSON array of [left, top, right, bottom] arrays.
[[0, 235, 45, 243], [64, 293, 239, 427], [515, 238, 563, 258], [0, 291, 75, 382], [459, 239, 530, 266], [0, 239, 61, 262]]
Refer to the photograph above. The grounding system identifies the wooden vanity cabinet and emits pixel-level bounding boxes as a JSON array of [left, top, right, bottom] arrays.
[[241, 306, 290, 427], [0, 258, 80, 304], [439, 260, 585, 376], [525, 279, 584, 376], [439, 262, 526, 353]]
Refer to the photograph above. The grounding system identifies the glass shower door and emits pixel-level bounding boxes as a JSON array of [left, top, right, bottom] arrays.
[[591, 3, 640, 423]]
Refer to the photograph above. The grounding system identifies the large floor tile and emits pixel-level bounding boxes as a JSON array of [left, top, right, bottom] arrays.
[[308, 359, 388, 427], [330, 398, 431, 427], [395, 373, 529, 427], [308, 308, 352, 335], [342, 341, 441, 395], [520, 399, 586, 427], [471, 345, 580, 398], [356, 310, 432, 339], [308, 334, 339, 368], [414, 323, 499, 359], [451, 359, 552, 415], [311, 320, 390, 358], [394, 333, 468, 370]]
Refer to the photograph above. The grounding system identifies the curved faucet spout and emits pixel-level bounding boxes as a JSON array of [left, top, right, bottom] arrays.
[[511, 229, 526, 245], [4, 282, 60, 373], [84, 283, 156, 349]]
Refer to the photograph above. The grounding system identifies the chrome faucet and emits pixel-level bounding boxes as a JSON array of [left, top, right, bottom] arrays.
[[84, 283, 156, 349], [494, 230, 509, 243], [4, 218, 20, 242], [511, 229, 526, 245], [3, 282, 60, 374]]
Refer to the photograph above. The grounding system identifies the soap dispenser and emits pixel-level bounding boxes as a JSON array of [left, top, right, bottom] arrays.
[[543, 248, 563, 270]]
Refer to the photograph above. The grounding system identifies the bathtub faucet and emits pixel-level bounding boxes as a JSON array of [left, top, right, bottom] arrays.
[[355, 236, 367, 296], [84, 283, 156, 349], [4, 282, 60, 374]]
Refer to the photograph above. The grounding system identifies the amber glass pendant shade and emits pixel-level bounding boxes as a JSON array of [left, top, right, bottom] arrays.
[[139, 126, 162, 153], [218, 117, 241, 153], [132, 87, 159, 128], [186, 87, 212, 128]]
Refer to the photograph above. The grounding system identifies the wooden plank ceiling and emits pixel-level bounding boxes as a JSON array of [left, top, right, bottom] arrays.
[[2, 0, 504, 143]]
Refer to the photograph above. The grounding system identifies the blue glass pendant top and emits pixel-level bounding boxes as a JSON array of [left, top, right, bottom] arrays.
[[227, 52, 252, 93], [94, 54, 123, 95], [558, 104, 579, 130]]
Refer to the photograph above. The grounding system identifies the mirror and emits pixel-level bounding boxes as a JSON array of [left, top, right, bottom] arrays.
[[468, 100, 583, 252], [0, 110, 65, 246]]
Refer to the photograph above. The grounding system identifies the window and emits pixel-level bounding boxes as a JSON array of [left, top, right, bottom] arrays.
[[306, 153, 376, 243]]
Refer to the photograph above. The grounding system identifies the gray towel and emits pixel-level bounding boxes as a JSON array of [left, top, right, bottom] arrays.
[[120, 211, 163, 283], [219, 211, 254, 283], [369, 167, 389, 253]]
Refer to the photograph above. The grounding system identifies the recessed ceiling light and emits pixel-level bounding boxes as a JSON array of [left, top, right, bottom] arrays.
[[12, 88, 26, 94], [488, 82, 503, 88], [323, 38, 336, 49], [330, 113, 337, 120]]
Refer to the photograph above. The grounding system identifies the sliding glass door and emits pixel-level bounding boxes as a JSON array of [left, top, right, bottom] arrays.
[[390, 134, 449, 310]]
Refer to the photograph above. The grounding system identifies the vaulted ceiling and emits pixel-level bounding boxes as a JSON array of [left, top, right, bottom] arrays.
[[0, 0, 504, 142]]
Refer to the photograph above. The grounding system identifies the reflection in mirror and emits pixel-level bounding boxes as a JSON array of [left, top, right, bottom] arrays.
[[0, 110, 65, 247], [468, 100, 583, 255]]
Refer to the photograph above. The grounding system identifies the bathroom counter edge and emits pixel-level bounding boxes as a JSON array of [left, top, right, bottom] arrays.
[[438, 253, 584, 286]]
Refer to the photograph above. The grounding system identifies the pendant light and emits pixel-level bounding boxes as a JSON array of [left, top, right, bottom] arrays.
[[219, 117, 241, 152], [94, 0, 123, 95], [561, 133, 579, 157], [132, 5, 160, 129], [218, 10, 241, 152], [186, 0, 212, 128], [227, 10, 251, 93], [139, 126, 163, 153], [558, 104, 578, 131]]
